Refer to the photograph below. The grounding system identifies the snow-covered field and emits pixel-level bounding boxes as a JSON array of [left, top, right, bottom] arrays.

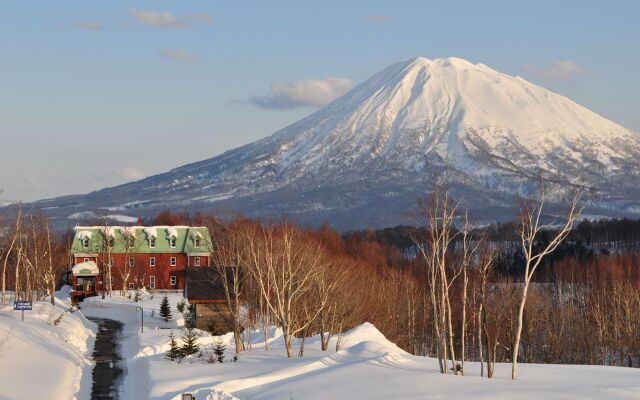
[[0, 288, 95, 400], [2, 290, 640, 400]]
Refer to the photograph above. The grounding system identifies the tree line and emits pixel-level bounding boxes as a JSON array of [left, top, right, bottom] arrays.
[[1, 181, 639, 378]]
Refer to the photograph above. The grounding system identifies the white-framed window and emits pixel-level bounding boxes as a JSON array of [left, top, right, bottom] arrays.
[[82, 238, 90, 249], [194, 238, 201, 248], [170, 237, 176, 248], [149, 257, 156, 267], [149, 237, 156, 248], [84, 257, 90, 263], [128, 282, 134, 289], [194, 256, 201, 267], [170, 276, 176, 286], [149, 275, 155, 289], [170, 257, 177, 267], [128, 257, 135, 267]]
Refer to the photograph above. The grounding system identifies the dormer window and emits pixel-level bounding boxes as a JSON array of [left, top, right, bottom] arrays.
[[170, 237, 176, 248], [82, 238, 90, 249], [128, 237, 135, 248], [108, 238, 114, 248], [149, 237, 156, 248], [191, 231, 203, 248]]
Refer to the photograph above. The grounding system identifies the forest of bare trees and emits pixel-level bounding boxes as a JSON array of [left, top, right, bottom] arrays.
[[0, 206, 69, 305], [1, 184, 639, 377]]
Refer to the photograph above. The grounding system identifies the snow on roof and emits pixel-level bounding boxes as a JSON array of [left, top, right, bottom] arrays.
[[119, 226, 138, 237], [143, 227, 158, 238], [73, 225, 207, 240], [166, 227, 178, 238], [71, 261, 99, 275], [101, 227, 117, 238], [76, 231, 92, 240]]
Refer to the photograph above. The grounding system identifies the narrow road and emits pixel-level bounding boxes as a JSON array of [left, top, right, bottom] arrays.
[[87, 317, 124, 400]]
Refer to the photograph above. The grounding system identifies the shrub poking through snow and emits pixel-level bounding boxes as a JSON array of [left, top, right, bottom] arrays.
[[201, 346, 217, 363], [133, 291, 142, 302], [213, 338, 226, 363], [166, 331, 182, 361], [159, 295, 172, 322], [176, 299, 186, 315], [181, 326, 200, 356], [53, 314, 64, 326]]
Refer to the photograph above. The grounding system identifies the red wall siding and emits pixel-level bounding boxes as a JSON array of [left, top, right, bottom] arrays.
[[75, 253, 196, 290], [188, 255, 210, 267]]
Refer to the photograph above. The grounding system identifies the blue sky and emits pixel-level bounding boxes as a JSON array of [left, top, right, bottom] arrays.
[[1, 0, 638, 201]]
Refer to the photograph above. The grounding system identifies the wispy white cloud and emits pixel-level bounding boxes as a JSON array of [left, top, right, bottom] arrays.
[[128, 9, 186, 28], [118, 167, 145, 181], [128, 9, 214, 29], [159, 49, 196, 62], [184, 13, 215, 24], [74, 22, 103, 31], [523, 60, 587, 81], [363, 15, 393, 24], [249, 77, 354, 109]]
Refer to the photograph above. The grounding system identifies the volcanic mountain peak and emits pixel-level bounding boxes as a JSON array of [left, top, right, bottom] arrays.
[[22, 56, 640, 229]]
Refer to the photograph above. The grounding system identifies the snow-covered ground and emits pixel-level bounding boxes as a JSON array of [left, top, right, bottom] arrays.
[[79, 292, 640, 400], [2, 290, 640, 400], [0, 288, 95, 400]]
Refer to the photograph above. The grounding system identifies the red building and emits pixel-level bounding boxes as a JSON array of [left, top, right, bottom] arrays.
[[70, 225, 211, 298]]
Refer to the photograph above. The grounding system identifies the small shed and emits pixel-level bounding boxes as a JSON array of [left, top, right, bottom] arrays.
[[184, 267, 235, 334]]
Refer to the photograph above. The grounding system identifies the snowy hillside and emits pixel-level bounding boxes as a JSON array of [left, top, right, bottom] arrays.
[[28, 57, 640, 229], [0, 288, 96, 400]]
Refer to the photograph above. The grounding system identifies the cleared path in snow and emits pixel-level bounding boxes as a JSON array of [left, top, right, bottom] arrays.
[[87, 317, 123, 400], [81, 296, 153, 400]]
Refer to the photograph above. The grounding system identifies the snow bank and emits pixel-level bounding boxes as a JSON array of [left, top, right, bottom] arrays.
[[34, 292, 638, 400], [0, 287, 96, 400], [338, 321, 406, 355]]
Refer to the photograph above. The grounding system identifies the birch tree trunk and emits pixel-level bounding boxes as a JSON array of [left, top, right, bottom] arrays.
[[511, 180, 582, 380]]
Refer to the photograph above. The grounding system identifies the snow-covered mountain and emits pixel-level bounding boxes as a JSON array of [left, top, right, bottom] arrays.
[[28, 57, 640, 228]]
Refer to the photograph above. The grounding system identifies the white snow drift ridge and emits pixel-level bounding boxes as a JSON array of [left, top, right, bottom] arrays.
[[28, 56, 640, 229]]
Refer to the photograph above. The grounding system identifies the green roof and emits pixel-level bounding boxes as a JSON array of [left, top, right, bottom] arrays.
[[71, 226, 212, 254]]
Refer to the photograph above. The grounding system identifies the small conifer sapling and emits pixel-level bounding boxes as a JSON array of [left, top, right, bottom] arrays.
[[181, 325, 200, 356], [213, 337, 227, 363], [159, 295, 172, 322], [166, 331, 182, 361]]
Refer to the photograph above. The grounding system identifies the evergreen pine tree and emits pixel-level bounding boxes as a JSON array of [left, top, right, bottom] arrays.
[[159, 295, 172, 322], [166, 331, 182, 361], [213, 337, 227, 363], [181, 326, 200, 356], [176, 299, 186, 314]]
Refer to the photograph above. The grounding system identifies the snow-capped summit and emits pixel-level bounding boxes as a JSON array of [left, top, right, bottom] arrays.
[[27, 57, 640, 228]]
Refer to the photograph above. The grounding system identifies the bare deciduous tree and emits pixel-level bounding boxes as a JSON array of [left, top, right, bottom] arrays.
[[511, 180, 582, 379], [245, 222, 334, 357], [2, 206, 22, 304], [206, 217, 248, 354]]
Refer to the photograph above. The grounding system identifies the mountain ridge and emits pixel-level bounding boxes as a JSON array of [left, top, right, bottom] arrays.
[[16, 56, 640, 229]]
